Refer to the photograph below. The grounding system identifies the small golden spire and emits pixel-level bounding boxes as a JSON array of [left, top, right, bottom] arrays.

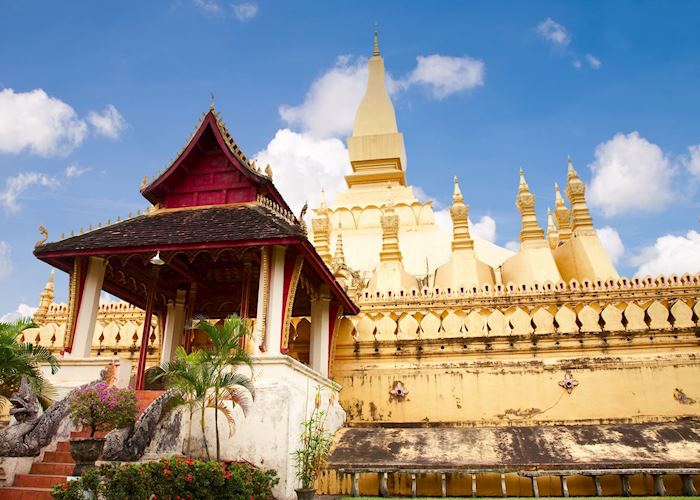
[[547, 208, 559, 250], [210, 91, 215, 110], [453, 176, 464, 203], [140, 176, 148, 190], [265, 164, 273, 178], [70, 229, 75, 237], [334, 233, 346, 267], [515, 168, 545, 243], [88, 224, 93, 231], [373, 30, 380, 57], [567, 156, 578, 181], [98, 221, 102, 228]]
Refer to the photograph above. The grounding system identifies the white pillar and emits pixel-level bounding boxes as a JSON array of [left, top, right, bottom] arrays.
[[160, 289, 187, 364], [264, 246, 287, 355], [70, 256, 106, 358], [309, 285, 331, 377]]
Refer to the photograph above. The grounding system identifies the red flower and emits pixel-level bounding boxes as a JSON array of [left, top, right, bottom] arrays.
[[186, 458, 193, 466], [61, 483, 68, 491], [186, 472, 193, 482]]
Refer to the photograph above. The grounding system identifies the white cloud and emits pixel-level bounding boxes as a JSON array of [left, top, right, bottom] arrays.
[[87, 104, 126, 139], [0, 241, 11, 280], [597, 226, 625, 264], [233, 2, 258, 21], [0, 88, 88, 157], [0, 172, 60, 213], [681, 144, 700, 176], [0, 303, 37, 323], [586, 53, 602, 69], [406, 54, 485, 100], [64, 164, 89, 178], [279, 56, 369, 138], [588, 132, 675, 216], [471, 215, 496, 243], [630, 230, 700, 277], [254, 129, 350, 213], [193, 0, 223, 14], [505, 240, 520, 252], [573, 59, 582, 70], [279, 52, 484, 138], [537, 18, 570, 46]]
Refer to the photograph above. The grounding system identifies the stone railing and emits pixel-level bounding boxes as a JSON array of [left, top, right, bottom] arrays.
[[343, 275, 700, 341]]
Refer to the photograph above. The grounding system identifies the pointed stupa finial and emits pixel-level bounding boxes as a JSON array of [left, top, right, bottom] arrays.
[[554, 182, 566, 208], [453, 176, 464, 203], [319, 188, 327, 210], [567, 156, 578, 180], [547, 207, 559, 250], [518, 168, 530, 192], [210, 92, 215, 110], [373, 30, 380, 56]]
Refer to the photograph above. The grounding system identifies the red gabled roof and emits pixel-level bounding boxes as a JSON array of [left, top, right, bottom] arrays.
[[141, 109, 294, 215]]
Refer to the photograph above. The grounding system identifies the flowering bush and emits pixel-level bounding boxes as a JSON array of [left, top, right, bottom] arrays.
[[68, 383, 137, 437], [51, 457, 278, 500]]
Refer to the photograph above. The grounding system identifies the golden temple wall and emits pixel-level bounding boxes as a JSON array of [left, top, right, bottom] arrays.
[[332, 273, 700, 426]]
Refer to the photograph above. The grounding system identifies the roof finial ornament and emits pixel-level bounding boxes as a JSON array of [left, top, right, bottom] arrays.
[[373, 26, 380, 57], [210, 91, 215, 110]]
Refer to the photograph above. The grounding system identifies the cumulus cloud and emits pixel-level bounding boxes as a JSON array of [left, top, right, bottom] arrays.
[[0, 88, 88, 157], [588, 132, 675, 216], [586, 53, 602, 69], [193, 0, 223, 14], [405, 54, 485, 100], [0, 241, 11, 280], [681, 144, 700, 176], [280, 56, 370, 138], [630, 230, 700, 277], [279, 51, 485, 138], [0, 172, 59, 213], [233, 2, 258, 21], [597, 226, 625, 264], [505, 240, 520, 252], [87, 104, 126, 139], [254, 129, 350, 213], [0, 303, 37, 323], [537, 18, 570, 46], [471, 215, 496, 242]]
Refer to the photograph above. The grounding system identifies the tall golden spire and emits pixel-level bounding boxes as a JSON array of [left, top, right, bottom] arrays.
[[547, 208, 559, 250], [311, 189, 332, 264], [33, 269, 55, 324], [516, 168, 546, 243], [379, 184, 402, 262], [346, 31, 407, 187], [564, 157, 594, 232], [333, 232, 346, 268], [450, 176, 474, 251], [554, 183, 572, 243]]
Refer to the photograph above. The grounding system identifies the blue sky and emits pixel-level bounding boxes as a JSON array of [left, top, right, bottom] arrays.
[[1, 0, 699, 318]]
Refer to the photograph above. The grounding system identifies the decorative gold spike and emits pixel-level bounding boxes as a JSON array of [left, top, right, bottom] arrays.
[[140, 176, 149, 189], [128, 212, 132, 218], [116, 216, 121, 222], [265, 164, 273, 178], [60, 232, 65, 240], [70, 229, 75, 237], [79, 227, 84, 234], [136, 209, 141, 216], [98, 222, 102, 228], [107, 219, 111, 225], [88, 224, 93, 231]]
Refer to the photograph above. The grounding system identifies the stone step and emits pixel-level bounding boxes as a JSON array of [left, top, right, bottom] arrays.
[[0, 486, 53, 500], [30, 462, 74, 475], [55, 440, 70, 452], [13, 474, 67, 489], [43, 451, 74, 463]]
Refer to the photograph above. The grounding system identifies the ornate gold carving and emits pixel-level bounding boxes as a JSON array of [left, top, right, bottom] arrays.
[[280, 255, 304, 351], [35, 225, 48, 248]]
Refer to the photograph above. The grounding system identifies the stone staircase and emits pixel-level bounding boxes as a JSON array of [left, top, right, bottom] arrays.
[[0, 390, 164, 499]]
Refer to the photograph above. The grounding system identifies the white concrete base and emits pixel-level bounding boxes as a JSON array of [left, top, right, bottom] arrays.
[[41, 357, 132, 398], [146, 355, 346, 500]]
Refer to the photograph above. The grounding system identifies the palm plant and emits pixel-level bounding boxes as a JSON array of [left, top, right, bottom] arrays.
[[0, 318, 59, 410], [196, 315, 254, 461], [151, 315, 254, 461]]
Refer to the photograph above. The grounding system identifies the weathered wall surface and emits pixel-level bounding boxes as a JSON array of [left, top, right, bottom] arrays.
[[332, 277, 700, 426]]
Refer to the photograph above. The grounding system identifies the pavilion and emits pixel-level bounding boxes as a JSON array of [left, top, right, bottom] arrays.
[[34, 107, 358, 388]]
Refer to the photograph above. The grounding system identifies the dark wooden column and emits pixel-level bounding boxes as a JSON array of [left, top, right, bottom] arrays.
[[135, 268, 159, 389]]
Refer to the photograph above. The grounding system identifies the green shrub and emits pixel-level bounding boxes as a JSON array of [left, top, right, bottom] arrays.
[[52, 457, 278, 500]]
